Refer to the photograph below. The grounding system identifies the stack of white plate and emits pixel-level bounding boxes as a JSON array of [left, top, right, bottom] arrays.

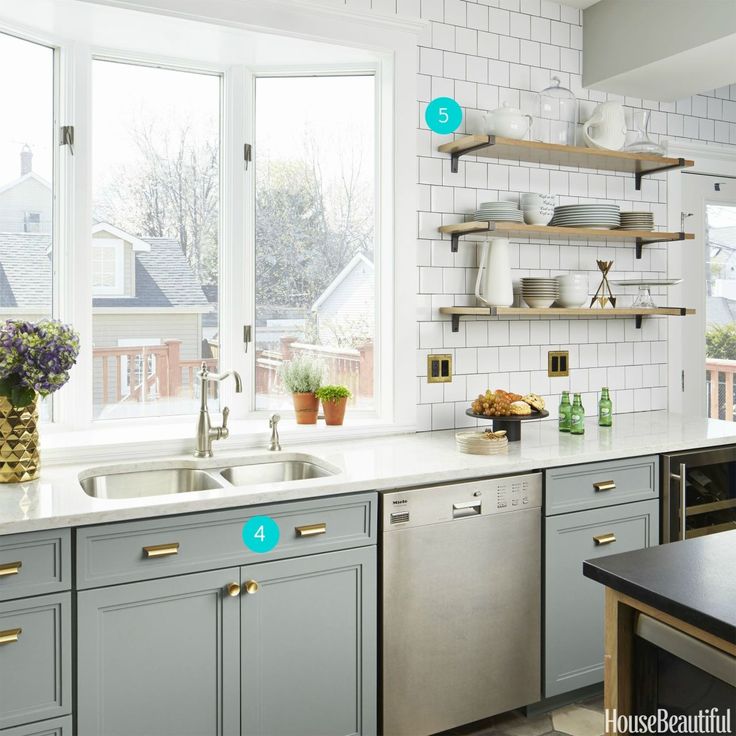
[[521, 277, 559, 308], [475, 202, 524, 223], [618, 211, 654, 231], [455, 430, 509, 455], [550, 204, 621, 229]]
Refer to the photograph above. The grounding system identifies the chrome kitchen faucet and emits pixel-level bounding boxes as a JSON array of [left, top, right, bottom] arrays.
[[268, 413, 281, 452], [194, 362, 243, 458]]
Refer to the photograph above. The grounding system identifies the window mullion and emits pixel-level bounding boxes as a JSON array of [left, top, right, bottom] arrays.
[[55, 41, 94, 429]]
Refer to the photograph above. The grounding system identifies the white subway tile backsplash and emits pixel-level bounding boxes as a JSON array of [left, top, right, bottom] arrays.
[[372, 0, 735, 430]]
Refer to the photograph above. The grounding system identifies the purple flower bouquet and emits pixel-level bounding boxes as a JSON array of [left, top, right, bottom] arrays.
[[0, 319, 80, 408]]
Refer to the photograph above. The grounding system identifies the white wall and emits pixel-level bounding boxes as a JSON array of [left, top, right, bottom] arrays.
[[324, 0, 736, 431]]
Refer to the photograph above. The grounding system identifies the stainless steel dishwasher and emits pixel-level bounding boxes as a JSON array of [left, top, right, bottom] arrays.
[[381, 473, 542, 736]]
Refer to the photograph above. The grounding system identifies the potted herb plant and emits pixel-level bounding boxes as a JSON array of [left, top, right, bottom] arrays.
[[278, 354, 323, 425], [0, 319, 80, 483], [315, 385, 352, 426]]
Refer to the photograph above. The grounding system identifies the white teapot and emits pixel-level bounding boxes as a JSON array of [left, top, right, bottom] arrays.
[[582, 102, 627, 151], [482, 104, 533, 140]]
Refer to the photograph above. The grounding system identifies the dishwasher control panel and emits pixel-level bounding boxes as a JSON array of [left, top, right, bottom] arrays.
[[382, 473, 542, 529]]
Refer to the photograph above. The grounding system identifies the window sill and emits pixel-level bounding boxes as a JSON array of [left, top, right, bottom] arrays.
[[40, 415, 415, 467]]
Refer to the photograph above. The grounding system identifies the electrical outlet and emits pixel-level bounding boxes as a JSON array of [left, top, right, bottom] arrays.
[[548, 350, 569, 377], [427, 354, 452, 383]]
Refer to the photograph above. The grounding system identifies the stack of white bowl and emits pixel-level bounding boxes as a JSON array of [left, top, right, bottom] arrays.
[[521, 277, 559, 308], [555, 273, 588, 307], [521, 193, 555, 225]]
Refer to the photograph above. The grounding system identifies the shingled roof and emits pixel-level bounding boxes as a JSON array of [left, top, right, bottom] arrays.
[[0, 230, 210, 311]]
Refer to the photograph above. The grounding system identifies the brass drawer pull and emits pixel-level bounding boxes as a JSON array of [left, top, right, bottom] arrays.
[[143, 543, 180, 559], [244, 580, 259, 595], [226, 582, 241, 597], [0, 628, 21, 645], [295, 523, 327, 538], [593, 533, 617, 546], [593, 480, 616, 492], [0, 561, 22, 577]]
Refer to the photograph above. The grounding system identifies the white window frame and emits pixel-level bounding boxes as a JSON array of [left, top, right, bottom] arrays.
[[0, 0, 421, 453], [91, 238, 124, 295]]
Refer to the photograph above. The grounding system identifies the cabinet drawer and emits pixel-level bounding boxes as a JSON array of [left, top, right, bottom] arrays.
[[545, 456, 658, 515], [544, 499, 659, 697], [0, 593, 72, 730], [1, 715, 73, 736], [76, 493, 376, 588], [0, 530, 71, 602]]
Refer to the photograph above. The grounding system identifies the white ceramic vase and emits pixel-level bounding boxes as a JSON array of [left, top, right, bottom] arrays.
[[475, 238, 513, 307]]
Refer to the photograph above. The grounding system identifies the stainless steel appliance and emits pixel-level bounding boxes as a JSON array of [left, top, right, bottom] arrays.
[[633, 614, 736, 722], [381, 474, 542, 736], [662, 447, 736, 542]]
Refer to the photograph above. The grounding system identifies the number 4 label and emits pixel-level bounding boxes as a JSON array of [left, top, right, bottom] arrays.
[[243, 516, 280, 553]]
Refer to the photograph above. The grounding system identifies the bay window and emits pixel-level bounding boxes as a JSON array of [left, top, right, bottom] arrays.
[[0, 0, 412, 440]]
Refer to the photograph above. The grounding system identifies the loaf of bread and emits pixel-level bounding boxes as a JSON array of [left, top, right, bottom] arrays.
[[510, 400, 532, 416]]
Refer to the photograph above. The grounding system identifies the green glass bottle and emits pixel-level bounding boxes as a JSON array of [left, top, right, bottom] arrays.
[[558, 391, 572, 432], [570, 393, 585, 435], [598, 387, 612, 427]]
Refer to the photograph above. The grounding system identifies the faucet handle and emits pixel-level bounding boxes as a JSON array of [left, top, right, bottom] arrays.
[[222, 406, 230, 430], [269, 413, 280, 428]]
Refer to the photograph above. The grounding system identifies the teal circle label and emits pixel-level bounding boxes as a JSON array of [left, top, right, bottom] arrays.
[[242, 515, 280, 553], [425, 97, 463, 134]]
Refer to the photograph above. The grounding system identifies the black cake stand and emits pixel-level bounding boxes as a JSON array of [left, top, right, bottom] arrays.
[[465, 409, 549, 442]]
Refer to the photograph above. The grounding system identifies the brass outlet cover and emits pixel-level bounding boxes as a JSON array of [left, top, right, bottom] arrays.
[[427, 354, 452, 383], [548, 351, 569, 377]]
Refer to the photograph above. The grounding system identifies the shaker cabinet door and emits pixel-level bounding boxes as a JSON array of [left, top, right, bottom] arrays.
[[77, 569, 240, 736], [544, 499, 659, 697], [241, 547, 377, 736]]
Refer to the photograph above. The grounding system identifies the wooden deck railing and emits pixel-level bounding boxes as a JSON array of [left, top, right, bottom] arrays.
[[256, 338, 373, 400], [94, 339, 217, 405], [706, 359, 736, 421]]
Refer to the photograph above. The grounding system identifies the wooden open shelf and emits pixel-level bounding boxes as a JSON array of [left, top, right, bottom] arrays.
[[438, 221, 694, 256], [439, 305, 696, 332], [438, 135, 694, 186]]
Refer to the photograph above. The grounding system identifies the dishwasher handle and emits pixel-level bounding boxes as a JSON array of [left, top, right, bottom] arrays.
[[452, 501, 482, 518], [636, 614, 736, 687]]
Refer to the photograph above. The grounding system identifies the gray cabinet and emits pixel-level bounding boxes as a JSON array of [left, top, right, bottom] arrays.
[[544, 498, 659, 697], [76, 569, 240, 736], [75, 494, 378, 736], [242, 547, 376, 736], [0, 593, 72, 730]]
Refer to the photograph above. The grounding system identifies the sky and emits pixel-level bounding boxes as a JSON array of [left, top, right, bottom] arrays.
[[0, 32, 54, 184]]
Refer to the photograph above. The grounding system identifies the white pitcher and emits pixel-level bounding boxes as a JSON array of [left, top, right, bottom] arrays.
[[474, 238, 513, 307], [582, 102, 627, 151]]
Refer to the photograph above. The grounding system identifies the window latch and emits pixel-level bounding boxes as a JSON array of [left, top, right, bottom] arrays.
[[244, 143, 252, 170], [60, 125, 74, 155], [243, 325, 252, 353]]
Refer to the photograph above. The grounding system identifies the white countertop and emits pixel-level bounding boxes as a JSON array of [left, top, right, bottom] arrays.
[[3, 411, 736, 535]]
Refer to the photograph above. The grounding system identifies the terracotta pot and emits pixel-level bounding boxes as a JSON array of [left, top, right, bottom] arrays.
[[322, 397, 348, 426], [291, 392, 319, 425], [0, 395, 40, 483]]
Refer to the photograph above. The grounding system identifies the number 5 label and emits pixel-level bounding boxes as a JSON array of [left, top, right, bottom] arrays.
[[425, 97, 462, 134], [243, 515, 280, 553]]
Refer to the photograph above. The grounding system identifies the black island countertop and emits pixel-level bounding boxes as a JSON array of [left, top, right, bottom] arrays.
[[583, 530, 736, 644]]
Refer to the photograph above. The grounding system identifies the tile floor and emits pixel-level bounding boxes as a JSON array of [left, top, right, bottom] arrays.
[[438, 692, 605, 736]]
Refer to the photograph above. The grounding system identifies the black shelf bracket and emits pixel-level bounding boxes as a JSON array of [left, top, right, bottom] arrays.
[[451, 233, 460, 253], [635, 158, 687, 191], [450, 136, 495, 173], [451, 314, 461, 332], [635, 315, 643, 329], [635, 231, 686, 259]]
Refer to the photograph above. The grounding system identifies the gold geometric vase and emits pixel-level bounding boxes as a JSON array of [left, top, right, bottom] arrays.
[[0, 395, 40, 483]]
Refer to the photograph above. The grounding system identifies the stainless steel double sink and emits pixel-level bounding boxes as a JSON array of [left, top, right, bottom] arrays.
[[79, 453, 340, 500]]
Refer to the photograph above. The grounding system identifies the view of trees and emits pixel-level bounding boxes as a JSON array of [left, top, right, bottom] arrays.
[[706, 323, 736, 360], [93, 123, 219, 285]]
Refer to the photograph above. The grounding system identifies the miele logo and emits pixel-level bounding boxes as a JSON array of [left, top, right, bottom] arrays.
[[392, 499, 408, 505]]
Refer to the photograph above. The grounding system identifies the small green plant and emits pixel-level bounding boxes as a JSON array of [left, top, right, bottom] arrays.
[[279, 354, 323, 394], [706, 323, 736, 360], [315, 385, 352, 403]]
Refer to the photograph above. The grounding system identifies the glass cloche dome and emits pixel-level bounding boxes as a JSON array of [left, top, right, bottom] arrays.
[[538, 77, 578, 146]]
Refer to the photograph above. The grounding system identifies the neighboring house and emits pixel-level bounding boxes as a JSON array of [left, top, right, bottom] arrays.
[[0, 146, 52, 233], [707, 296, 736, 327], [311, 253, 374, 345]]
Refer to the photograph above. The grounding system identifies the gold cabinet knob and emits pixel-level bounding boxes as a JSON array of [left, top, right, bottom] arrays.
[[244, 579, 259, 595], [226, 582, 241, 597]]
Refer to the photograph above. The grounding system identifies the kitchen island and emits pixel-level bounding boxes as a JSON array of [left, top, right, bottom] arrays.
[[583, 531, 736, 735]]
